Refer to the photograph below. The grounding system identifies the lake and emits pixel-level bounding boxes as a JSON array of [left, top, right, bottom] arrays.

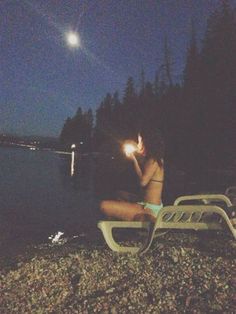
[[0, 147, 100, 245], [0, 146, 234, 247]]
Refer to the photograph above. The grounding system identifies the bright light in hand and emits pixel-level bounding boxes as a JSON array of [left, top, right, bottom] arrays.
[[124, 143, 136, 156], [66, 31, 80, 48]]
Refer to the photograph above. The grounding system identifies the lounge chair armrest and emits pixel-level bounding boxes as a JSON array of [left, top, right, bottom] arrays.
[[98, 221, 150, 229], [174, 194, 232, 206], [225, 186, 236, 196]]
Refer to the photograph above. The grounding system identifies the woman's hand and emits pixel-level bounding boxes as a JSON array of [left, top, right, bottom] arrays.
[[129, 153, 143, 179], [123, 142, 137, 158], [125, 150, 134, 159]]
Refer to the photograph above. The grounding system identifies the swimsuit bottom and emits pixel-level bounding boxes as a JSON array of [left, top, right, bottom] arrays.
[[138, 202, 163, 216]]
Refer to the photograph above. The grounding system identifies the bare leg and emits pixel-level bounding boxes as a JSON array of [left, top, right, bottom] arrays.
[[116, 190, 140, 202], [100, 200, 155, 222]]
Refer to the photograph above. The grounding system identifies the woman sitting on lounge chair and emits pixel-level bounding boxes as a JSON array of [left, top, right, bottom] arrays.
[[100, 129, 165, 222]]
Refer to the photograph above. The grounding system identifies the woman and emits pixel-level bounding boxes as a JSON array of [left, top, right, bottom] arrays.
[[100, 130, 165, 222]]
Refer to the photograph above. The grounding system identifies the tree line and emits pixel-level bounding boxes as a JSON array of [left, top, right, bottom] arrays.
[[60, 2, 236, 174]]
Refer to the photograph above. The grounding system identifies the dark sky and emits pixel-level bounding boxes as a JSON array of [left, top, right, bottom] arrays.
[[1, 0, 236, 137]]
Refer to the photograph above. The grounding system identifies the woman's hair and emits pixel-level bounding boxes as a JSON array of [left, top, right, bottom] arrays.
[[140, 128, 165, 167]]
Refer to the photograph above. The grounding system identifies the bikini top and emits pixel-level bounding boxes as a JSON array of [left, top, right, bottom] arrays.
[[150, 179, 164, 183]]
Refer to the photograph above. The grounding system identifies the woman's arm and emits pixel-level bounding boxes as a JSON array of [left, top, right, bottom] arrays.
[[130, 154, 158, 187], [132, 155, 143, 178]]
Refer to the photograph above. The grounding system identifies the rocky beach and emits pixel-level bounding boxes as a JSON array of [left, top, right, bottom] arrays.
[[1, 229, 235, 313]]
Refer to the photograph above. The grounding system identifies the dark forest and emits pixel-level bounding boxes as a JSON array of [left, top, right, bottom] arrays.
[[60, 2, 236, 177]]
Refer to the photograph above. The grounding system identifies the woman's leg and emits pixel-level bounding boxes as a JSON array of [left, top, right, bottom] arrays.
[[100, 200, 155, 221], [115, 190, 140, 202]]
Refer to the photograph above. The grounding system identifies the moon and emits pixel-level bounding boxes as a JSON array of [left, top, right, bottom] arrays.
[[65, 31, 81, 48]]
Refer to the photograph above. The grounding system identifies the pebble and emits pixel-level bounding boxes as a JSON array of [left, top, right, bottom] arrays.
[[0, 231, 235, 313]]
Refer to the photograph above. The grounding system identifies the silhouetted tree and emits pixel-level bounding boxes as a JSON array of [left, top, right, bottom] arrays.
[[140, 67, 145, 94], [181, 19, 203, 171], [59, 0, 236, 174], [60, 107, 93, 151], [60, 117, 72, 146], [200, 0, 236, 167], [83, 109, 93, 151], [93, 93, 114, 151], [163, 36, 173, 87], [111, 91, 123, 139], [122, 76, 138, 137]]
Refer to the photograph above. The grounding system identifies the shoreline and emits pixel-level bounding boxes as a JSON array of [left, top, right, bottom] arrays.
[[1, 230, 235, 313]]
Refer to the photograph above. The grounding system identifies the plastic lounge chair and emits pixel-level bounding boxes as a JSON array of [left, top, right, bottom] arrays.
[[98, 201, 236, 255], [174, 194, 232, 206], [225, 186, 236, 205], [225, 186, 236, 196], [174, 194, 236, 219]]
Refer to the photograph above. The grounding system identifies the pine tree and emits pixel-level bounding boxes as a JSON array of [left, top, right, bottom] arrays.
[[83, 109, 93, 151], [184, 19, 200, 91], [182, 19, 203, 171], [122, 77, 138, 137], [111, 91, 123, 138], [200, 1, 236, 166], [60, 117, 72, 146], [94, 93, 114, 151], [59, 107, 93, 152], [140, 67, 145, 94], [163, 36, 173, 87]]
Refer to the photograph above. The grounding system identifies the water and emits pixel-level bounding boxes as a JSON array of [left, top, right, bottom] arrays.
[[0, 147, 99, 244], [0, 146, 235, 247]]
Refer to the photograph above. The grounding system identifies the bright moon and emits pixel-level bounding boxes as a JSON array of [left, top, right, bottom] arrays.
[[66, 31, 80, 48]]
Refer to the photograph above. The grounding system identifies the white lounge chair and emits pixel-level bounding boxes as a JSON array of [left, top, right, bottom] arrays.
[[225, 186, 236, 205], [98, 194, 236, 254]]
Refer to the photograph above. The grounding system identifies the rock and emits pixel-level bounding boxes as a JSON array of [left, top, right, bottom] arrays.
[[71, 274, 81, 288], [105, 287, 115, 294], [110, 307, 118, 314]]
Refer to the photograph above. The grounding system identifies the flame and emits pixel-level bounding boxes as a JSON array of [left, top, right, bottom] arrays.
[[137, 134, 142, 150]]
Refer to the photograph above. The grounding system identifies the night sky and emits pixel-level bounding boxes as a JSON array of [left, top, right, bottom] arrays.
[[1, 0, 236, 137]]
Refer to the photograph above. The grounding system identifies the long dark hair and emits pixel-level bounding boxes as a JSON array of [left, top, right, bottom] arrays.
[[140, 128, 165, 168]]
